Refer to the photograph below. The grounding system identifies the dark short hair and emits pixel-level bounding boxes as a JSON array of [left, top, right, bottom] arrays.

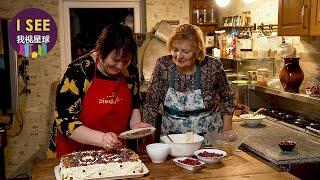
[[95, 24, 137, 61]]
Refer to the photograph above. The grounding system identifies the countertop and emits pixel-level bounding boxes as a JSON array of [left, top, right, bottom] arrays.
[[233, 118, 320, 165], [32, 151, 298, 179]]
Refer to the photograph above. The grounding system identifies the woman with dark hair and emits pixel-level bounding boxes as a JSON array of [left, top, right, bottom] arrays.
[[49, 24, 152, 157]]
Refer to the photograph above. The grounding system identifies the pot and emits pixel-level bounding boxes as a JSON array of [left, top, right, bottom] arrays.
[[279, 57, 304, 93]]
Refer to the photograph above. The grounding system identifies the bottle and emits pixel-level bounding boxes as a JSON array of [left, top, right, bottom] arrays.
[[195, 6, 200, 24], [246, 11, 251, 26], [203, 6, 207, 23], [199, 6, 204, 23], [210, 6, 216, 23], [213, 31, 220, 58], [220, 34, 227, 58], [192, 6, 197, 24]]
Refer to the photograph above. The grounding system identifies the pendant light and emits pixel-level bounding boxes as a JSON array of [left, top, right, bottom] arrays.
[[243, 0, 256, 4], [215, 0, 230, 7]]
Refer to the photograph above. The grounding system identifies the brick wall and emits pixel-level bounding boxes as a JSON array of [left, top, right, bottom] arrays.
[[0, 0, 61, 177], [146, 0, 189, 32]]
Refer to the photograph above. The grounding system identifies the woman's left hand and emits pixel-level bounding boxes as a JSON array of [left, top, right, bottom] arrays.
[[130, 121, 153, 129], [221, 130, 238, 142]]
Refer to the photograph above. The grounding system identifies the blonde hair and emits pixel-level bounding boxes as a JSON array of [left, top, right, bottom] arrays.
[[167, 24, 206, 61]]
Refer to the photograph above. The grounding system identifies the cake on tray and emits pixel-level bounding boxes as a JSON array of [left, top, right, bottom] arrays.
[[60, 148, 145, 180]]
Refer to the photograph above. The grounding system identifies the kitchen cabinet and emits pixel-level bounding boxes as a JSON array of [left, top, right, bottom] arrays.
[[189, 0, 218, 34], [278, 0, 320, 36], [310, 0, 320, 35]]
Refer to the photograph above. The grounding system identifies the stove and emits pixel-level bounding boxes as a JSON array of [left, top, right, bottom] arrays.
[[261, 108, 320, 137], [306, 125, 320, 134]]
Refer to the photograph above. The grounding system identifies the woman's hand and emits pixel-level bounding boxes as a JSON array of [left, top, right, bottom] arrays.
[[100, 132, 123, 150], [221, 130, 238, 142], [130, 121, 153, 129]]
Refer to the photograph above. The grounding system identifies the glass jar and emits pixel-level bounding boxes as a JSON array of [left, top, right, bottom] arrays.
[[257, 68, 269, 86]]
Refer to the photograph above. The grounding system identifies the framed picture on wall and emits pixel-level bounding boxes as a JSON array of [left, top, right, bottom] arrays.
[[206, 35, 215, 48]]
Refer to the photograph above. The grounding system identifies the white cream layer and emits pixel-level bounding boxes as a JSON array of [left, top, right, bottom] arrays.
[[61, 161, 144, 180]]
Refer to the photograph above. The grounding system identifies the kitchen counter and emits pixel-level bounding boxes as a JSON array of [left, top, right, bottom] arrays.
[[32, 151, 298, 179], [233, 118, 320, 166]]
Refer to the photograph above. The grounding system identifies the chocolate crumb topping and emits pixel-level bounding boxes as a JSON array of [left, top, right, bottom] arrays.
[[61, 148, 140, 168]]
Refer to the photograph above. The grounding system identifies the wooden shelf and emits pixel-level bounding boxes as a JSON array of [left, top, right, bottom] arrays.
[[220, 26, 254, 29], [189, 0, 218, 34], [194, 22, 218, 26]]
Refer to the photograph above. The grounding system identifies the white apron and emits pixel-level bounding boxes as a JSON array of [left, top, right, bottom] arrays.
[[161, 63, 223, 136]]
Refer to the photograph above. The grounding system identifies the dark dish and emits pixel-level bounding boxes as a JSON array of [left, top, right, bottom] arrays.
[[279, 140, 296, 151]]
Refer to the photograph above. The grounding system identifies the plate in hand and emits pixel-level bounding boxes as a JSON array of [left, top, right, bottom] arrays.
[[119, 127, 155, 139]]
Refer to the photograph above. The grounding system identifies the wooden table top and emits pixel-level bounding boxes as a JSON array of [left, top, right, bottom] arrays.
[[32, 151, 298, 180]]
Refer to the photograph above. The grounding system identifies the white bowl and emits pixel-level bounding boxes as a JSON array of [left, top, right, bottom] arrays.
[[194, 149, 227, 164], [160, 133, 204, 157], [172, 157, 205, 171], [240, 114, 265, 127], [146, 143, 170, 163]]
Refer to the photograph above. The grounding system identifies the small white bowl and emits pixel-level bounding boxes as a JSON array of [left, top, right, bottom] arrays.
[[194, 149, 227, 164], [160, 133, 204, 157], [240, 114, 265, 127], [172, 157, 205, 171], [146, 143, 170, 163]]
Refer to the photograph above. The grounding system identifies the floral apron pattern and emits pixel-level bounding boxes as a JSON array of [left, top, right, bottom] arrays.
[[162, 63, 223, 136]]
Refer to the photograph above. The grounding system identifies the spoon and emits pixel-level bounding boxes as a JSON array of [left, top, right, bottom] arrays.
[[252, 108, 265, 116], [166, 134, 174, 143]]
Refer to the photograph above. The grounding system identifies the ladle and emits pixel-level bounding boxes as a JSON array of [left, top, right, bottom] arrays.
[[166, 134, 174, 143], [253, 108, 265, 116]]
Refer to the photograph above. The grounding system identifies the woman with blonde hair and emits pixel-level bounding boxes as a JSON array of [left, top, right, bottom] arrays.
[[143, 24, 235, 139]]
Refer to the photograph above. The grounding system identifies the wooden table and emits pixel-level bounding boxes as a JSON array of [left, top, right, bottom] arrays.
[[32, 152, 298, 179]]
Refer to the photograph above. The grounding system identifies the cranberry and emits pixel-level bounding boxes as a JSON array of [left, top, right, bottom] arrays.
[[178, 158, 201, 166], [198, 151, 223, 157]]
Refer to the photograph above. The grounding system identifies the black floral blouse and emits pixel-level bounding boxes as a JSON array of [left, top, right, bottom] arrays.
[[142, 55, 235, 126], [47, 53, 141, 157]]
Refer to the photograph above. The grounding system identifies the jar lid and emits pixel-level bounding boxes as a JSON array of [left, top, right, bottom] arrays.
[[257, 68, 268, 72], [0, 123, 7, 131]]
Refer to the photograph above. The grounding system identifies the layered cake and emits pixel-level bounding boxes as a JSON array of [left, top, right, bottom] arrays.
[[60, 148, 145, 180]]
